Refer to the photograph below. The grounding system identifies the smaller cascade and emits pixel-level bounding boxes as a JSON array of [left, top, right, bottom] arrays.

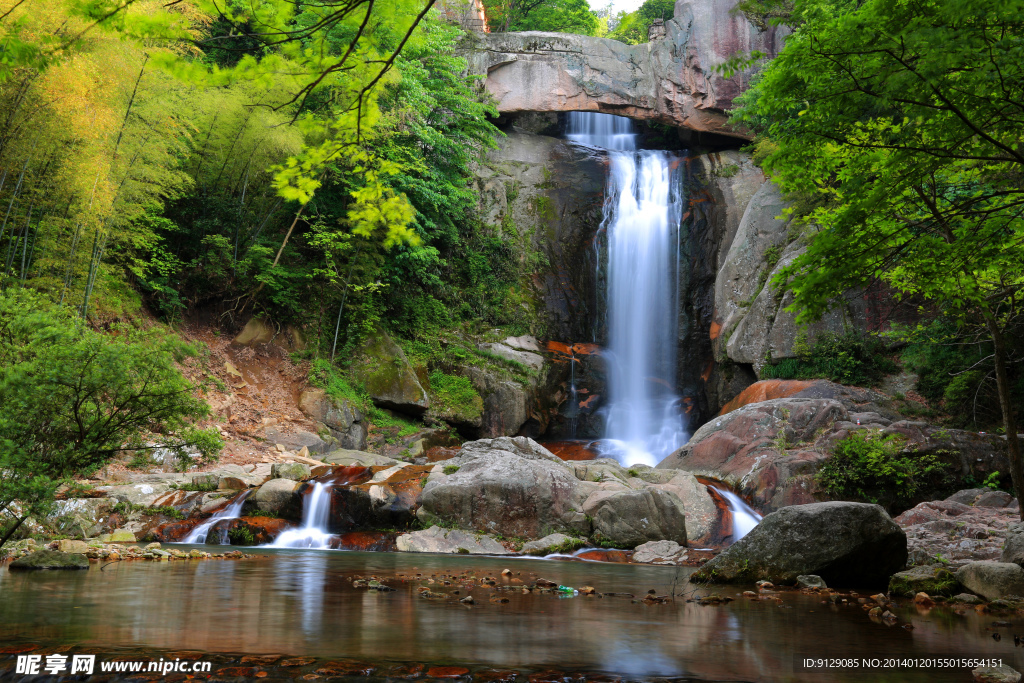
[[566, 349, 579, 438], [270, 482, 334, 549], [710, 486, 762, 542], [182, 490, 253, 545]]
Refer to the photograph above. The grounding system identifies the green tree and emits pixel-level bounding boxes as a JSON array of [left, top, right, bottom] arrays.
[[732, 0, 1024, 516], [0, 290, 221, 547], [607, 0, 674, 44], [483, 0, 598, 34]]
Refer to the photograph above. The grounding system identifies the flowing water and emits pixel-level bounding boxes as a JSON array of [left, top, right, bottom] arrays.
[[0, 550, 1017, 681], [180, 490, 252, 545], [269, 481, 333, 549], [567, 112, 688, 468], [710, 486, 763, 542]]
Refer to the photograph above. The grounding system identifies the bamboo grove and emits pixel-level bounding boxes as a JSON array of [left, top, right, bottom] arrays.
[[0, 0, 512, 354]]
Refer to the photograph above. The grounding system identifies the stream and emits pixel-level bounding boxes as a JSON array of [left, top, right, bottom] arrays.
[[0, 549, 1019, 681]]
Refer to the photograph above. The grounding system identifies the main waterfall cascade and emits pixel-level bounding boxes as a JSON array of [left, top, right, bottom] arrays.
[[567, 112, 689, 468]]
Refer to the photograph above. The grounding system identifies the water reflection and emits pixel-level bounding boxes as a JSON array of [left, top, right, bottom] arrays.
[[0, 549, 1021, 681]]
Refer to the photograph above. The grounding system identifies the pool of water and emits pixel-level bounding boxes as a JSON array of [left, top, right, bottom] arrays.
[[0, 548, 1020, 681]]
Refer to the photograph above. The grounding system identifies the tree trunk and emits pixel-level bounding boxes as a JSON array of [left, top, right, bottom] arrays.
[[0, 514, 27, 549], [986, 314, 1024, 521]]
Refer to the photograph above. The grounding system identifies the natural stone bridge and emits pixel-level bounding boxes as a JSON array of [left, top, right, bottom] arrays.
[[464, 0, 785, 138]]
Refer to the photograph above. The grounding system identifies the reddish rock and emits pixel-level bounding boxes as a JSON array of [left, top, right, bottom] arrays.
[[330, 531, 397, 552], [315, 660, 376, 677], [224, 517, 294, 545], [543, 441, 600, 461], [146, 519, 201, 543], [718, 380, 816, 415], [426, 666, 470, 678]]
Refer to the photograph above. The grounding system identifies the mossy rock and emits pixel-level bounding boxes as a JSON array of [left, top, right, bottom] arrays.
[[351, 328, 429, 415], [9, 550, 89, 570], [888, 564, 961, 597]]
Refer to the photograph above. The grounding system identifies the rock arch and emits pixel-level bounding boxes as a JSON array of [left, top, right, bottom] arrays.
[[463, 0, 785, 138]]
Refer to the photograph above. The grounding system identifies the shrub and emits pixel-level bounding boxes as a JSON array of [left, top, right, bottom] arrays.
[[761, 331, 898, 386], [816, 431, 952, 512]]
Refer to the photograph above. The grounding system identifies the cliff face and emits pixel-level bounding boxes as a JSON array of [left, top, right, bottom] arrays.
[[463, 0, 786, 137]]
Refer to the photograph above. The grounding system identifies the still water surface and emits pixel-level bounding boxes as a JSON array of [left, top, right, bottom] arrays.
[[0, 548, 1020, 681]]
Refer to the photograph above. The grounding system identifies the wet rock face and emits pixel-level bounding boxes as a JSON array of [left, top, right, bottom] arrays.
[[694, 501, 908, 587], [463, 0, 786, 136]]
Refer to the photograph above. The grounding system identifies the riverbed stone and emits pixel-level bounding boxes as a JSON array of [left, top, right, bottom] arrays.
[[520, 533, 580, 556], [395, 526, 510, 555], [956, 562, 1024, 601], [693, 501, 907, 586], [796, 575, 827, 589], [10, 550, 89, 570], [973, 665, 1023, 683], [57, 539, 90, 554], [632, 540, 688, 565], [888, 565, 961, 597]]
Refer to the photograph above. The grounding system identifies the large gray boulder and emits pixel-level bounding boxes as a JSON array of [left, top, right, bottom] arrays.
[[956, 562, 1024, 600], [299, 388, 367, 450], [419, 437, 580, 538], [396, 526, 510, 555], [252, 479, 302, 519], [693, 501, 907, 586], [584, 488, 687, 549], [1002, 523, 1024, 566], [632, 540, 688, 565]]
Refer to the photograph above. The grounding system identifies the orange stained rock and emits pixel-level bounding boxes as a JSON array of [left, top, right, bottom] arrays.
[[717, 379, 817, 416], [709, 321, 721, 340], [545, 341, 602, 357]]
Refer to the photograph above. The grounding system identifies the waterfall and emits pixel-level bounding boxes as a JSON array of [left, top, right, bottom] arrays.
[[710, 486, 763, 542], [567, 111, 688, 467], [269, 481, 334, 549], [182, 489, 253, 545]]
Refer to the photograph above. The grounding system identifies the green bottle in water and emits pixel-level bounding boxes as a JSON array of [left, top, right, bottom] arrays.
[[557, 585, 578, 595]]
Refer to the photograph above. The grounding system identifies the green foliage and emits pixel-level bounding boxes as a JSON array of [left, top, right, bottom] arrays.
[[817, 432, 952, 512], [309, 358, 422, 437], [227, 526, 255, 546], [607, 0, 675, 44], [484, 0, 599, 34], [731, 0, 1024, 461], [983, 471, 1003, 491], [899, 319, 1024, 430], [429, 371, 483, 421], [443, 465, 460, 475], [0, 290, 221, 547], [760, 331, 897, 386]]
